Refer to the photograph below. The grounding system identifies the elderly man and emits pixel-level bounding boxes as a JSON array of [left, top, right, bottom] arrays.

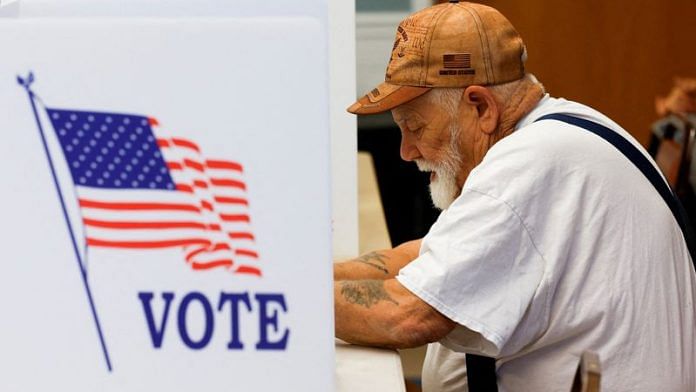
[[334, 1, 696, 391]]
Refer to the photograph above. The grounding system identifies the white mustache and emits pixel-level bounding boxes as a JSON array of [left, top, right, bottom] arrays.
[[415, 159, 443, 173]]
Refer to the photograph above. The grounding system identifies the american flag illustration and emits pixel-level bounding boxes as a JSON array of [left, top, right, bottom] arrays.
[[45, 108, 261, 276], [443, 53, 471, 69]]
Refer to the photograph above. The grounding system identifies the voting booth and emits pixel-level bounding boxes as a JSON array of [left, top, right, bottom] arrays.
[[0, 1, 349, 390]]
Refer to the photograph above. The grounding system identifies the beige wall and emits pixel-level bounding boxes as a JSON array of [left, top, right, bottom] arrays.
[[446, 0, 696, 144]]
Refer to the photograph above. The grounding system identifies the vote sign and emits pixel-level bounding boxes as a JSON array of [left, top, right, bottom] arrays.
[[0, 18, 333, 391]]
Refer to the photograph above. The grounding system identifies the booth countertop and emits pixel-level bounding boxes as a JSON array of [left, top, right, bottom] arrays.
[[336, 339, 406, 392]]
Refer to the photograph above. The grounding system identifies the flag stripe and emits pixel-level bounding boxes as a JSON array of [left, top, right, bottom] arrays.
[[235, 249, 258, 258], [206, 160, 243, 172], [79, 198, 201, 212], [186, 243, 232, 261], [176, 183, 195, 193], [86, 237, 211, 248], [220, 214, 250, 222], [192, 260, 233, 270], [228, 232, 255, 240], [83, 218, 219, 230], [210, 178, 246, 190], [235, 265, 262, 276], [193, 179, 209, 189], [214, 196, 248, 205], [184, 158, 205, 172], [171, 138, 200, 153]]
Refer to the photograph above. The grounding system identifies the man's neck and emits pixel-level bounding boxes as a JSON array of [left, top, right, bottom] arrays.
[[491, 81, 545, 146]]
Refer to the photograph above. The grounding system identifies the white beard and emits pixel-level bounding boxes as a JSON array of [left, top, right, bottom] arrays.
[[414, 121, 465, 210], [416, 156, 462, 210]]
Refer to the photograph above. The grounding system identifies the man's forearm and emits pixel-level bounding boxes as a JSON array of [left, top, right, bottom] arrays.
[[334, 278, 455, 349], [333, 239, 422, 280]]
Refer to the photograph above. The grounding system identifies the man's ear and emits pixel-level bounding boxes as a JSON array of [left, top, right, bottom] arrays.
[[462, 86, 499, 135]]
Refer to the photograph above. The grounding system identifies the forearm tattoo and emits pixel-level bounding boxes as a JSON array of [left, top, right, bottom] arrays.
[[355, 251, 389, 274], [340, 280, 399, 308]]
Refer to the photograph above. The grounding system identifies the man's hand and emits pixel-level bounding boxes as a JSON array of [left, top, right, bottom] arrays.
[[334, 277, 455, 349], [334, 239, 422, 280]]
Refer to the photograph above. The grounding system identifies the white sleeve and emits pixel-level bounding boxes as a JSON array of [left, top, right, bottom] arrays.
[[396, 188, 546, 355]]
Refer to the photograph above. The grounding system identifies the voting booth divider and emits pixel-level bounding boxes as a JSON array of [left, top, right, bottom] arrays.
[[0, 10, 337, 391]]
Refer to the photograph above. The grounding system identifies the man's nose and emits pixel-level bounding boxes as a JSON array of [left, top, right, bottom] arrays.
[[399, 133, 420, 161]]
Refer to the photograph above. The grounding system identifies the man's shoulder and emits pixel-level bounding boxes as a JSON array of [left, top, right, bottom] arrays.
[[486, 96, 632, 167], [464, 97, 639, 203]]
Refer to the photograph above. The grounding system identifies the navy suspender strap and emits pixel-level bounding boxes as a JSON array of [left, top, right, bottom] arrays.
[[535, 113, 696, 262], [466, 354, 498, 392], [466, 113, 696, 392]]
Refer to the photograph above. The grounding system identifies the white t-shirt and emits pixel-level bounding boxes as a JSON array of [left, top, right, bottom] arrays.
[[396, 95, 696, 392]]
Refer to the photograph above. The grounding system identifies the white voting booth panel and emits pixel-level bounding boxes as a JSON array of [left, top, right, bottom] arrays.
[[2, 0, 359, 261], [0, 18, 333, 391], [7, 0, 327, 18]]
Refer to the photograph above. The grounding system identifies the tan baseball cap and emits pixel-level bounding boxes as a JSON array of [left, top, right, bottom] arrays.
[[348, 1, 527, 115]]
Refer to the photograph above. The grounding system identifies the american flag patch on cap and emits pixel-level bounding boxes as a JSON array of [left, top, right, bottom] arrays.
[[443, 53, 471, 69]]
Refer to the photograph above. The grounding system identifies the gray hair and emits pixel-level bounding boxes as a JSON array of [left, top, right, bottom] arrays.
[[426, 73, 544, 119], [488, 73, 544, 105]]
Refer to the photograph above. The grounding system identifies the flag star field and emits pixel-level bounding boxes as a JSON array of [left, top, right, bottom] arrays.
[[48, 110, 176, 190]]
